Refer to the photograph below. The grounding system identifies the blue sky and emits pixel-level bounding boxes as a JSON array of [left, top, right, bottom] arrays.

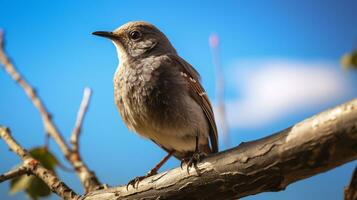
[[1, 0, 357, 199]]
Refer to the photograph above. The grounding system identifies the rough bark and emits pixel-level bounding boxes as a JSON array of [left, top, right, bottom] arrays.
[[1, 30, 357, 200], [0, 127, 80, 200], [83, 98, 357, 200]]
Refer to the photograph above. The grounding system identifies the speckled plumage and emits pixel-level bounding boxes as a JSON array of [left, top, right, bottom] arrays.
[[95, 21, 218, 160]]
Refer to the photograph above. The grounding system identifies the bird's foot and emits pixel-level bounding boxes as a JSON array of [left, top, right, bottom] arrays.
[[180, 152, 206, 173], [126, 169, 157, 190]]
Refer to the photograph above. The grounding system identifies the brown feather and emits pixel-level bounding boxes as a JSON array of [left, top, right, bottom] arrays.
[[168, 54, 219, 153]]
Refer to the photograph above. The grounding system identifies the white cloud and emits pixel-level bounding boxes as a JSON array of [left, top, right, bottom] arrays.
[[221, 59, 349, 129]]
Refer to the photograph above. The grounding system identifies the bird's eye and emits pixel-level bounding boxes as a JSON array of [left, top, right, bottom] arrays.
[[129, 30, 141, 40]]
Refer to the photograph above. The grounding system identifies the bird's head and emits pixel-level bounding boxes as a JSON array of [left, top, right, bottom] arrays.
[[93, 21, 177, 61]]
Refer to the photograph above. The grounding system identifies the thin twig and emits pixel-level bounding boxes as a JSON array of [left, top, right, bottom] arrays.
[[0, 164, 28, 183], [71, 87, 92, 153], [0, 30, 101, 192], [0, 30, 70, 157], [0, 127, 80, 200], [345, 166, 357, 200]]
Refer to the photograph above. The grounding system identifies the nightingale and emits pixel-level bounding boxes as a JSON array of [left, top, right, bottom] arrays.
[[93, 21, 218, 188]]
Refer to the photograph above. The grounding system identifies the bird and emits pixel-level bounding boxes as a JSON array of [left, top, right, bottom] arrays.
[[92, 21, 218, 188]]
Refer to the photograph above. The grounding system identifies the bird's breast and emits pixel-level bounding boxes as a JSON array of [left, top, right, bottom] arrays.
[[113, 57, 187, 134], [113, 56, 210, 155]]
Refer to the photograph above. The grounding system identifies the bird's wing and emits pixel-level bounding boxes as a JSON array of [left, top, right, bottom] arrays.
[[168, 54, 219, 153]]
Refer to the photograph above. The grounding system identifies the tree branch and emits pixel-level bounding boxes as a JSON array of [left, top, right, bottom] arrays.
[[71, 87, 92, 154], [68, 87, 102, 192], [1, 29, 357, 200], [0, 30, 101, 192], [0, 164, 28, 183], [0, 127, 80, 200], [0, 30, 69, 156], [82, 98, 357, 200], [345, 166, 357, 200]]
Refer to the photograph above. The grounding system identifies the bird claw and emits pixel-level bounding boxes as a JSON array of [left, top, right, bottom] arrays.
[[181, 152, 205, 173], [126, 176, 145, 190], [180, 159, 186, 170], [126, 169, 158, 190]]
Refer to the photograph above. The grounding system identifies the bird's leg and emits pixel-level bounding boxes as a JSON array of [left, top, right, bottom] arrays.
[[146, 150, 174, 176], [127, 150, 174, 189], [181, 131, 206, 173]]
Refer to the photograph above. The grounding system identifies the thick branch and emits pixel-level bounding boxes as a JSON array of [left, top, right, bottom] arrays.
[[83, 98, 357, 200], [0, 127, 80, 200], [0, 30, 101, 192], [0, 164, 28, 183], [1, 30, 356, 199], [345, 166, 357, 200]]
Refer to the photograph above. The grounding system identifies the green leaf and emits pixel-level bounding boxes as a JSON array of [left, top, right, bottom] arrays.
[[10, 175, 51, 200], [9, 174, 32, 194], [9, 147, 59, 200], [25, 176, 51, 200], [29, 147, 58, 171]]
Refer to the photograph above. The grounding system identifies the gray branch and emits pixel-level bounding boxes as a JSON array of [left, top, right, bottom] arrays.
[[83, 98, 357, 200]]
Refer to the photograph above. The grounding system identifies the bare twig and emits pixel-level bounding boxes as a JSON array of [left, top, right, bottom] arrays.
[[67, 87, 102, 192], [1, 27, 357, 200], [0, 127, 80, 200], [0, 164, 28, 183], [71, 87, 92, 153], [345, 166, 357, 200], [0, 30, 101, 192], [0, 30, 69, 156]]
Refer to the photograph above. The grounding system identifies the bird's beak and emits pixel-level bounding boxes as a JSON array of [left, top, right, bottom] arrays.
[[92, 31, 118, 40]]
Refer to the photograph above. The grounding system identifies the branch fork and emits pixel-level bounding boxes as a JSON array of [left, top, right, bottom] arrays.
[[0, 31, 101, 196]]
